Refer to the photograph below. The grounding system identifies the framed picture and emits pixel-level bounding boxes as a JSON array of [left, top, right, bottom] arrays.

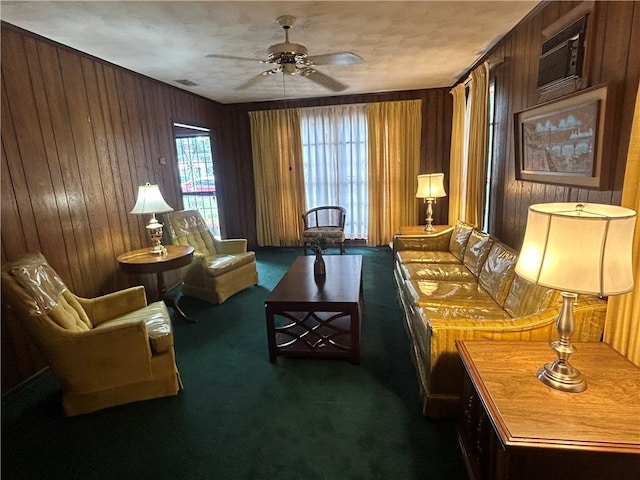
[[514, 84, 613, 189]]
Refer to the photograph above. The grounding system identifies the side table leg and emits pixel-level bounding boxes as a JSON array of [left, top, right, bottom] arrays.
[[157, 272, 196, 323]]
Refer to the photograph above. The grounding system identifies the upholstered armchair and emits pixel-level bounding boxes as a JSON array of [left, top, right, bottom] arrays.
[[164, 210, 258, 304], [302, 206, 347, 255], [1, 252, 182, 416]]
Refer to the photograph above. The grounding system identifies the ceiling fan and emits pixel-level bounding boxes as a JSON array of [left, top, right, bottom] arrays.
[[206, 15, 363, 92]]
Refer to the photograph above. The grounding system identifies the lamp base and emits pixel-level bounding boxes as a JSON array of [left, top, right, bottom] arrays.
[[423, 198, 435, 232], [537, 359, 587, 393], [538, 291, 587, 393]]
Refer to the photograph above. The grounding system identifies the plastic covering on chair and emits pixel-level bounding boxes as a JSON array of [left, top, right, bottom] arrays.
[[301, 206, 346, 255], [1, 252, 182, 416], [164, 210, 258, 305]]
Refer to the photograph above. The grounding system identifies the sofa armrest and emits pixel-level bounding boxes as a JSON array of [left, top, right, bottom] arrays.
[[213, 238, 248, 254], [78, 286, 148, 326], [424, 296, 607, 397], [393, 229, 453, 253]]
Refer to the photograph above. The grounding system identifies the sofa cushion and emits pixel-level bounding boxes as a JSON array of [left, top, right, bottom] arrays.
[[448, 221, 475, 261], [478, 242, 519, 307], [400, 263, 476, 282], [205, 252, 256, 278], [462, 230, 493, 277], [421, 304, 511, 321], [504, 275, 561, 318], [405, 279, 499, 309], [396, 250, 461, 265]]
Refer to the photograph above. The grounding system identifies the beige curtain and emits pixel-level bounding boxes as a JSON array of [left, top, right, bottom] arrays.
[[604, 80, 640, 366], [464, 62, 490, 228], [449, 83, 467, 224], [367, 99, 422, 246], [249, 109, 306, 246]]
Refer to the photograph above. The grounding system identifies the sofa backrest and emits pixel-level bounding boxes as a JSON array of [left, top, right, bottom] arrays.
[[462, 230, 493, 277], [478, 242, 519, 307], [448, 221, 474, 261], [504, 274, 562, 318]]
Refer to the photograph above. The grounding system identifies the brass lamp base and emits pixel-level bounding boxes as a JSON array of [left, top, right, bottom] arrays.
[[538, 291, 587, 393], [537, 359, 587, 393]]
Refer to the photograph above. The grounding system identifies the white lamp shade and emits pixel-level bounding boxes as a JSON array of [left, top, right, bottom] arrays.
[[515, 202, 636, 296], [130, 183, 174, 215], [416, 173, 447, 199]]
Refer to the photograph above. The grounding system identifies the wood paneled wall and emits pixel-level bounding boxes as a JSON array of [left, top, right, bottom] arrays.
[[217, 89, 453, 246], [1, 24, 223, 392], [486, 1, 639, 248]]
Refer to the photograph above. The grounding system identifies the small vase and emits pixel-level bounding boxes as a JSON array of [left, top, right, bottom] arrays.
[[314, 253, 326, 276]]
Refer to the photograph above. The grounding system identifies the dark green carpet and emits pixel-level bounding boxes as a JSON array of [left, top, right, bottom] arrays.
[[2, 247, 466, 480]]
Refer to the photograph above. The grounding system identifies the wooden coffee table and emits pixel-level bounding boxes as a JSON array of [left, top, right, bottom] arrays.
[[265, 255, 363, 364]]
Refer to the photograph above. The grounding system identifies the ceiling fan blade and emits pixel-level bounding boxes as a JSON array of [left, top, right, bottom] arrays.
[[302, 69, 348, 92], [235, 72, 270, 90], [206, 53, 261, 63], [307, 52, 363, 66]]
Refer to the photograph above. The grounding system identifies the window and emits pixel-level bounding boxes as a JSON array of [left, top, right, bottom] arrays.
[[299, 105, 368, 239], [173, 123, 220, 237]]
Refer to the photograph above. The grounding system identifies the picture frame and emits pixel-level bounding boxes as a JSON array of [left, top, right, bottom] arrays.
[[514, 84, 613, 190]]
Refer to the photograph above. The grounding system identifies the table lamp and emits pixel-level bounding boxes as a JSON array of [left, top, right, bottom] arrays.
[[130, 183, 174, 255], [415, 173, 447, 231], [515, 202, 636, 392]]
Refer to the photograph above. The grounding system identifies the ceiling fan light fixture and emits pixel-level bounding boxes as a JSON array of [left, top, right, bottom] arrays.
[[282, 63, 296, 75]]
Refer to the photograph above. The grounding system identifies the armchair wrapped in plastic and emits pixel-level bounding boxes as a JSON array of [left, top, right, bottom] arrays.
[[1, 252, 182, 416], [164, 210, 258, 305]]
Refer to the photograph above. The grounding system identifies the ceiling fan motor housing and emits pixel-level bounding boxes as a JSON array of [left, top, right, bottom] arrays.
[[267, 42, 308, 61]]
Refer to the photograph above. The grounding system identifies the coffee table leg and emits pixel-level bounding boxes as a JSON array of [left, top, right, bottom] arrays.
[[266, 307, 277, 362]]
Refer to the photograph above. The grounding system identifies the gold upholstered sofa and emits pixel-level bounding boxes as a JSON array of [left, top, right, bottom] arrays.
[[393, 221, 607, 418]]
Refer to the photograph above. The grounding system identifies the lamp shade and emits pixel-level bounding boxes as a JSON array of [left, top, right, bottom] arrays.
[[415, 173, 447, 199], [515, 202, 636, 296], [130, 183, 174, 215]]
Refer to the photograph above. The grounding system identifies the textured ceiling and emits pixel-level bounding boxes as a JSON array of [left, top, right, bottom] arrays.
[[1, 1, 539, 104]]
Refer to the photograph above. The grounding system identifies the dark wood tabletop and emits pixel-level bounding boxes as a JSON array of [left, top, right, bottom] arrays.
[[266, 254, 363, 306]]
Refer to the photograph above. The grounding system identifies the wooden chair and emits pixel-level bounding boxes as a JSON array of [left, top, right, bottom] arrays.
[[301, 206, 346, 255]]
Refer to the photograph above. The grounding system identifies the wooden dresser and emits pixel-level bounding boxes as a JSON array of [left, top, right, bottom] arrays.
[[456, 340, 640, 480]]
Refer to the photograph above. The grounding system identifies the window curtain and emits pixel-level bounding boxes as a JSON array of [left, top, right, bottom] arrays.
[[449, 83, 467, 224], [367, 99, 422, 246], [464, 62, 490, 228], [249, 109, 306, 246], [300, 105, 368, 239], [604, 80, 640, 366], [448, 62, 490, 228]]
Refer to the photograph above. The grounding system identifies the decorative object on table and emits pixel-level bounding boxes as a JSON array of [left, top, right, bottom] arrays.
[[515, 202, 636, 392], [415, 173, 447, 231], [310, 234, 327, 276], [514, 84, 614, 190], [130, 183, 174, 255]]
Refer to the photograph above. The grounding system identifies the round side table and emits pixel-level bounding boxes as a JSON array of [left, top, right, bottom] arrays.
[[117, 244, 195, 322]]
